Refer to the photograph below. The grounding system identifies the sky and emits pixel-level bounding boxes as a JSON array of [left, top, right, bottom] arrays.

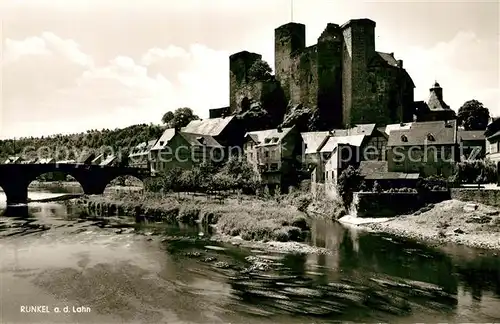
[[0, 0, 498, 139]]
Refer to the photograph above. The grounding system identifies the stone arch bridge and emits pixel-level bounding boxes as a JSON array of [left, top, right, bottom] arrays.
[[0, 164, 151, 205]]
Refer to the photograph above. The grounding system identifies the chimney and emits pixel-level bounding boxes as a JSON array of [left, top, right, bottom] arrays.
[[277, 125, 282, 133], [397, 60, 403, 68]]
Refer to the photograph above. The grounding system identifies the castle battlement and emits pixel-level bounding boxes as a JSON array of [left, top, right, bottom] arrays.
[[226, 18, 416, 130]]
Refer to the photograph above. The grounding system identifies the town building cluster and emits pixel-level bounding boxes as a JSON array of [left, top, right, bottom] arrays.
[[3, 18, 497, 196]]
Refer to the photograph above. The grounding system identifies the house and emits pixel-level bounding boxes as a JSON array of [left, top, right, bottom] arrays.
[[37, 158, 55, 164], [182, 115, 243, 148], [414, 82, 456, 122], [485, 118, 500, 165], [244, 126, 302, 193], [100, 155, 119, 167], [300, 131, 331, 175], [4, 156, 24, 164], [386, 120, 458, 178], [311, 134, 366, 197], [128, 139, 158, 169], [75, 151, 96, 164], [150, 128, 224, 174], [458, 129, 486, 160], [91, 154, 105, 165]]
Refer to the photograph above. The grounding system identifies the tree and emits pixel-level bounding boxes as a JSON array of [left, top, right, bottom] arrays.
[[337, 166, 363, 208], [457, 100, 490, 131], [248, 59, 273, 82], [162, 111, 174, 126]]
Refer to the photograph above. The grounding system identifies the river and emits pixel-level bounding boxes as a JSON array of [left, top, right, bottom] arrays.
[[1, 190, 499, 323]]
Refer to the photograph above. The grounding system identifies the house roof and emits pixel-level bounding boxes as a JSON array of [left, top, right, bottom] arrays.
[[387, 120, 457, 147], [383, 122, 413, 137], [458, 130, 485, 142], [364, 172, 421, 180], [38, 158, 55, 164], [359, 161, 388, 177], [377, 52, 399, 67], [91, 154, 104, 163], [245, 127, 293, 146], [318, 134, 366, 153], [182, 115, 235, 136], [328, 123, 377, 137], [151, 128, 176, 151], [179, 133, 223, 148], [300, 131, 330, 154], [100, 155, 117, 166], [130, 139, 158, 157]]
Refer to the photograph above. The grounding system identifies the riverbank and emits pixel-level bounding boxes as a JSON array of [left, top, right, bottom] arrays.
[[349, 199, 500, 251], [68, 191, 318, 244]]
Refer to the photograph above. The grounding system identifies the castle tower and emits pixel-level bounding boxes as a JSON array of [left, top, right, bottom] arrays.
[[341, 18, 376, 126], [429, 81, 444, 102], [274, 23, 306, 106], [316, 23, 343, 128], [229, 51, 262, 113]]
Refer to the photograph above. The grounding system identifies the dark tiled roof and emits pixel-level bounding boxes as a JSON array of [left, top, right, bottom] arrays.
[[387, 120, 457, 146], [359, 161, 388, 177], [458, 130, 486, 142], [377, 52, 399, 67]]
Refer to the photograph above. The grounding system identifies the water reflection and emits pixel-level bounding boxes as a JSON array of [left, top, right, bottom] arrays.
[[0, 193, 500, 322], [2, 205, 30, 217]]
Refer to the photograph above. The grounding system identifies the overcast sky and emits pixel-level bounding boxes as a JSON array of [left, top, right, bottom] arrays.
[[0, 0, 498, 139]]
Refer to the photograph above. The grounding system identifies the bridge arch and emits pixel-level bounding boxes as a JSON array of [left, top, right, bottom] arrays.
[[27, 171, 85, 194]]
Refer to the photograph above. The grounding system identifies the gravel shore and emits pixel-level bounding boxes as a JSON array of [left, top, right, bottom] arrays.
[[349, 199, 500, 251]]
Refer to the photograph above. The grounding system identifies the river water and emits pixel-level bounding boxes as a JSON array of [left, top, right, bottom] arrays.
[[0, 190, 499, 323]]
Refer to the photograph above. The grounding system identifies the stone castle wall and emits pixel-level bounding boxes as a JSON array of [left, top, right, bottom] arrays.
[[226, 19, 415, 129]]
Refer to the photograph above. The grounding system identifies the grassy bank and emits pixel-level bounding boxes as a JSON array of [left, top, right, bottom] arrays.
[[362, 199, 500, 251], [72, 191, 315, 243]]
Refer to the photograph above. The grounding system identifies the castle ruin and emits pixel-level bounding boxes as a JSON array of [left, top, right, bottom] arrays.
[[211, 18, 416, 129]]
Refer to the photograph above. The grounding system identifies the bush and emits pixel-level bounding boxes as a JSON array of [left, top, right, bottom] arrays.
[[337, 166, 363, 208], [455, 159, 497, 184]]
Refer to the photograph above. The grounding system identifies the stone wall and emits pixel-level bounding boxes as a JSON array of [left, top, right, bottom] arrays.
[[354, 192, 421, 218], [354, 190, 451, 218], [451, 188, 500, 208]]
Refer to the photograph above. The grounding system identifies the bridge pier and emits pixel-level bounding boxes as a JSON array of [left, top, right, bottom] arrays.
[[0, 181, 30, 205]]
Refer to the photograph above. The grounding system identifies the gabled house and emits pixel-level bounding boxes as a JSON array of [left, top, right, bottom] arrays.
[[310, 134, 366, 197], [4, 156, 23, 164], [386, 120, 458, 178], [150, 128, 224, 174], [128, 139, 158, 169], [182, 115, 243, 148], [244, 126, 302, 193], [485, 117, 500, 165], [100, 155, 119, 167], [358, 160, 420, 190], [458, 129, 486, 160], [300, 131, 331, 171], [76, 150, 96, 165]]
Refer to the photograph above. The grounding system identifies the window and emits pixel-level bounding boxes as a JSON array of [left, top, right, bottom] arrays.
[[331, 170, 335, 181], [270, 163, 278, 170], [401, 135, 408, 142], [265, 151, 269, 158], [325, 172, 328, 180], [426, 133, 435, 141]]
